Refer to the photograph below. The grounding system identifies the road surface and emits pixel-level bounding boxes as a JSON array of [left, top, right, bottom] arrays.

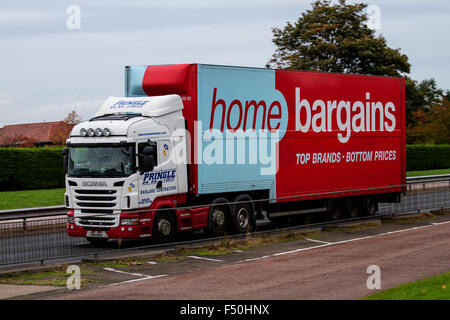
[[51, 219, 450, 300]]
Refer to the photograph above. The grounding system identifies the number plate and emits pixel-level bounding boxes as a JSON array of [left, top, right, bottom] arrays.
[[86, 230, 108, 238]]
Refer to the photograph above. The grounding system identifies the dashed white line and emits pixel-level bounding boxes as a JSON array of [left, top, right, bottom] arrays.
[[233, 220, 450, 264], [103, 268, 147, 277], [105, 275, 168, 287], [430, 221, 449, 225], [187, 255, 224, 262], [302, 236, 332, 245], [101, 268, 167, 287]]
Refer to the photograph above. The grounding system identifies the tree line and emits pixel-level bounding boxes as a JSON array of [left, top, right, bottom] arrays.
[[267, 0, 449, 144]]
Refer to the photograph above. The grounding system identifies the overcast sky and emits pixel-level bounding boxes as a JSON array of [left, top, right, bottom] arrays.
[[1, 0, 449, 127]]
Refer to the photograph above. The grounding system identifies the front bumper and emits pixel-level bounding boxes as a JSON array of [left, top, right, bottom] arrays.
[[67, 221, 152, 239]]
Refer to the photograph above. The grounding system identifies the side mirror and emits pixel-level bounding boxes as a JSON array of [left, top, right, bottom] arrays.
[[62, 148, 69, 172], [142, 145, 156, 156], [142, 154, 155, 172], [138, 142, 157, 173]]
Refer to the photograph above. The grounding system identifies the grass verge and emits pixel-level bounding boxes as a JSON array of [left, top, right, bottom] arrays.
[[406, 168, 450, 177], [323, 221, 381, 232], [363, 272, 450, 300], [0, 265, 93, 287], [176, 231, 321, 256], [0, 188, 65, 210]]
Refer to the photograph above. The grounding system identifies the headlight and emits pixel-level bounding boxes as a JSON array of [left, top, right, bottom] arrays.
[[102, 128, 111, 137], [121, 218, 139, 226], [81, 127, 110, 137]]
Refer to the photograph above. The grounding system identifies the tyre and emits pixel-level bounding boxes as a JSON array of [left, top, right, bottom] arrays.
[[346, 198, 361, 218], [232, 199, 255, 234], [154, 211, 175, 243], [208, 198, 230, 237], [328, 199, 343, 221], [363, 198, 378, 216]]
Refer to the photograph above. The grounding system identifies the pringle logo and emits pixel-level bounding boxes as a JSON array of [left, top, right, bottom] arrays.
[[110, 100, 148, 109], [295, 87, 396, 143]]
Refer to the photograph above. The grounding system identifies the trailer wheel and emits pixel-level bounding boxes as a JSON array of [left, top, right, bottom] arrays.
[[208, 198, 230, 237], [363, 198, 378, 216], [232, 202, 254, 234], [328, 200, 343, 221], [154, 210, 175, 243], [346, 198, 360, 218]]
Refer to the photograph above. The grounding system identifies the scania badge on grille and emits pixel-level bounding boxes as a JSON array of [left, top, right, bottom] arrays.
[[82, 181, 108, 187]]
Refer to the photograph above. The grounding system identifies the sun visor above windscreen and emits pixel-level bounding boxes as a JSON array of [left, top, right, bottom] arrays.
[[95, 96, 183, 118]]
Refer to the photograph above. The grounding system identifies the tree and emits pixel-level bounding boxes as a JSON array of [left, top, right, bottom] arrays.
[[427, 98, 450, 144], [405, 77, 443, 127], [267, 0, 410, 77], [407, 98, 450, 144], [50, 110, 81, 145]]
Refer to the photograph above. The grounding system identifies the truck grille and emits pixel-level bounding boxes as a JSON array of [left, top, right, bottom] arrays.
[[74, 189, 118, 209], [72, 186, 122, 228]]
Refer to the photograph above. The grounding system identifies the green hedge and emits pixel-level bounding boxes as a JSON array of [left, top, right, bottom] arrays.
[[0, 145, 449, 191], [0, 147, 65, 191], [406, 145, 450, 171]]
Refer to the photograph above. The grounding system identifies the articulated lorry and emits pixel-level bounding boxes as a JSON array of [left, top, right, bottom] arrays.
[[64, 64, 405, 244]]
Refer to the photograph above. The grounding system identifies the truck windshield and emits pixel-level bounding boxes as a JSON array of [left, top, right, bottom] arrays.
[[68, 145, 135, 177]]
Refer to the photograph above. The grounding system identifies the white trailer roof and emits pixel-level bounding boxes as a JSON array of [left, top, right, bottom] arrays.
[[95, 95, 183, 118]]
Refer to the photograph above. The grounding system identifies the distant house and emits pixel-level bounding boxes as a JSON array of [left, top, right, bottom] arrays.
[[0, 121, 73, 147]]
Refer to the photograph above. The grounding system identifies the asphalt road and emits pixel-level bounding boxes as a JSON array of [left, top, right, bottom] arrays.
[[51, 219, 450, 300], [0, 187, 449, 266]]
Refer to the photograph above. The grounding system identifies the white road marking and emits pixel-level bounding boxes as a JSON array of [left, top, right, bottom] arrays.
[[430, 221, 450, 225], [103, 268, 146, 277], [101, 268, 167, 287], [302, 236, 332, 244], [233, 220, 450, 264], [104, 275, 168, 287], [241, 255, 271, 262], [187, 255, 224, 262]]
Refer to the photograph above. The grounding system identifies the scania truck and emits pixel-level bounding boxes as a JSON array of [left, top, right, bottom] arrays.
[[64, 64, 405, 244]]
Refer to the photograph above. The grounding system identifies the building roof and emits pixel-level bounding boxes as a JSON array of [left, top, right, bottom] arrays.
[[0, 121, 67, 146]]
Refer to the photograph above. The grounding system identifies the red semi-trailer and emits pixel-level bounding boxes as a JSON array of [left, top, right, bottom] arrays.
[[65, 64, 405, 243]]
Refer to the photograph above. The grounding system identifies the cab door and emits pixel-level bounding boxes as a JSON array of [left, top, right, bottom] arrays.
[[137, 138, 178, 208]]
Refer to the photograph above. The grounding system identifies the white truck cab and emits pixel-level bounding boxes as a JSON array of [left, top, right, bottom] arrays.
[[65, 95, 188, 243]]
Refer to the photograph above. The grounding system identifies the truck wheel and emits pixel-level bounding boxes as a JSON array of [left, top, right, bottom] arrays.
[[328, 200, 343, 221], [346, 198, 360, 218], [232, 202, 254, 234], [154, 211, 175, 243], [208, 198, 230, 237], [231, 195, 255, 234], [363, 198, 378, 216]]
